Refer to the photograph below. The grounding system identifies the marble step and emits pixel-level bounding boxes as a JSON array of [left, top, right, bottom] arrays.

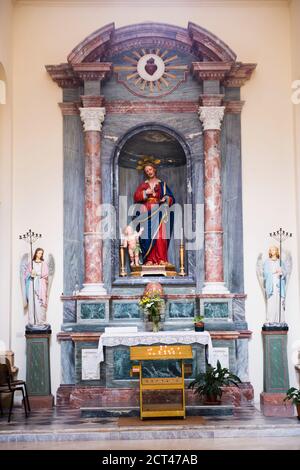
[[80, 404, 234, 418]]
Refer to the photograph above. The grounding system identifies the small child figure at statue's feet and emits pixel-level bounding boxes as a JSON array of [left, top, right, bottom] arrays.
[[122, 225, 144, 266]]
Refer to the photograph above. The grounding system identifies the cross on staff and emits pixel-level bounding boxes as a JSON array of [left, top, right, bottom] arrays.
[[19, 229, 42, 324], [269, 227, 292, 323]]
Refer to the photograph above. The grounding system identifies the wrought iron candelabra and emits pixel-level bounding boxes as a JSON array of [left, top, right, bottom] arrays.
[[269, 227, 292, 323]]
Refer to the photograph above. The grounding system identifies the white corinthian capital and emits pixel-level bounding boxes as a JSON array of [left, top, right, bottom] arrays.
[[79, 107, 106, 132], [198, 106, 225, 131]]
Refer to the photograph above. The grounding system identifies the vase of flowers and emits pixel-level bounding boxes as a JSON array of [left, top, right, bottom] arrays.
[[139, 290, 165, 332]]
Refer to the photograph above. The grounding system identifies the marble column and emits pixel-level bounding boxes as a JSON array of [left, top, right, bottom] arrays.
[[79, 107, 106, 294], [199, 106, 228, 294]]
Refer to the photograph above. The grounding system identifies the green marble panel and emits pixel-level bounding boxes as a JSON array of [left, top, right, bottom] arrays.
[[204, 302, 229, 319], [80, 303, 106, 320], [168, 302, 195, 318], [113, 348, 133, 380], [26, 336, 51, 396], [263, 333, 289, 392], [113, 302, 141, 319]]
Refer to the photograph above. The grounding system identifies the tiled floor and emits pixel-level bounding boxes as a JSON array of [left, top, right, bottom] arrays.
[[0, 405, 299, 450]]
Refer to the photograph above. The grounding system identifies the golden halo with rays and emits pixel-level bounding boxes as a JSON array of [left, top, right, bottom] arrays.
[[114, 49, 187, 94], [136, 156, 161, 170]]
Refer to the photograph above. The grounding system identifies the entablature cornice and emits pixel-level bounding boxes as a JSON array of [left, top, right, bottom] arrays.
[[72, 62, 112, 82], [192, 61, 256, 88]]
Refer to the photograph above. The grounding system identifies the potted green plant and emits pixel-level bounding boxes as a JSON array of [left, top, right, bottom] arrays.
[[193, 315, 205, 332], [188, 360, 242, 404], [283, 387, 300, 420]]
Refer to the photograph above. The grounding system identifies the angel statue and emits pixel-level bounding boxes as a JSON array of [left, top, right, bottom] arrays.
[[20, 248, 55, 330], [256, 246, 292, 325]]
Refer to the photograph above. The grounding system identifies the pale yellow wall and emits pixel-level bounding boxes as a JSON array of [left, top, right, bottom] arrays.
[[290, 0, 300, 381], [10, 0, 299, 401], [0, 0, 13, 353]]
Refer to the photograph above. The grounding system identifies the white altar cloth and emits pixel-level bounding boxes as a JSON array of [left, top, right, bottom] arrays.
[[97, 329, 213, 364]]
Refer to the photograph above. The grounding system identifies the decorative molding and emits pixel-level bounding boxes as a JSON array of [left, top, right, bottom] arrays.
[[223, 62, 257, 87], [210, 331, 240, 340], [45, 63, 81, 88], [188, 22, 236, 62], [73, 62, 112, 81], [192, 62, 233, 81], [59, 102, 80, 115], [200, 94, 224, 107], [81, 95, 105, 108], [79, 107, 106, 131], [224, 100, 245, 114], [66, 21, 237, 65], [69, 332, 101, 342], [198, 106, 225, 131], [105, 100, 198, 114]]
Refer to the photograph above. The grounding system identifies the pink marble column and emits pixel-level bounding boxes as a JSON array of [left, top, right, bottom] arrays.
[[199, 106, 228, 293], [79, 107, 106, 294]]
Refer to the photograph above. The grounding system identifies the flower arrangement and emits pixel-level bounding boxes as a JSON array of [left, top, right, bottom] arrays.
[[139, 290, 165, 332]]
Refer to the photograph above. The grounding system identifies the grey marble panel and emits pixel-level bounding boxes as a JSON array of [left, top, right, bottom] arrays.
[[221, 110, 244, 293], [63, 300, 76, 323], [112, 302, 141, 319], [232, 297, 245, 321], [236, 338, 249, 381], [62, 87, 82, 102], [84, 80, 100, 95], [61, 340, 75, 384], [113, 348, 132, 380], [168, 301, 195, 318], [63, 114, 84, 297], [203, 80, 220, 94]]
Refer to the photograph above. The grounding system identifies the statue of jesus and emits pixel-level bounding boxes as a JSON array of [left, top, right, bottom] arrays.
[[133, 162, 175, 265]]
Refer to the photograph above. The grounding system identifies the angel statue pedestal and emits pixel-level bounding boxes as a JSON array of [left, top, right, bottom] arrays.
[[25, 329, 54, 409], [260, 326, 293, 417], [257, 244, 293, 416]]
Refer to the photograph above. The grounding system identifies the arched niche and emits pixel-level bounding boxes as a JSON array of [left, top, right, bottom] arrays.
[[114, 124, 191, 273]]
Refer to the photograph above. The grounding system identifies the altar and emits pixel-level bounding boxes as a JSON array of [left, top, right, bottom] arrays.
[[48, 21, 255, 409]]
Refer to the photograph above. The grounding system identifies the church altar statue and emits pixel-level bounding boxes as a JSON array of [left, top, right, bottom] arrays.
[[20, 247, 55, 331], [126, 159, 177, 276], [256, 245, 292, 326]]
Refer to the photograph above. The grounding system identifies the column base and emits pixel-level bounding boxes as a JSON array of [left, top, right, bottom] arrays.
[[79, 283, 107, 295], [260, 392, 294, 417], [202, 282, 229, 294]]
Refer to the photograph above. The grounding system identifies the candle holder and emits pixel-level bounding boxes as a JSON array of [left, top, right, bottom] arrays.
[[119, 243, 127, 277], [178, 241, 186, 276]]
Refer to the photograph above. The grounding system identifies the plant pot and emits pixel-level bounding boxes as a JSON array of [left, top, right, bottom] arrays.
[[194, 322, 204, 332], [297, 404, 300, 420], [203, 395, 221, 406]]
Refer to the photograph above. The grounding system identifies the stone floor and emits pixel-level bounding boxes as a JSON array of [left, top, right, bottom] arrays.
[[0, 404, 300, 450]]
